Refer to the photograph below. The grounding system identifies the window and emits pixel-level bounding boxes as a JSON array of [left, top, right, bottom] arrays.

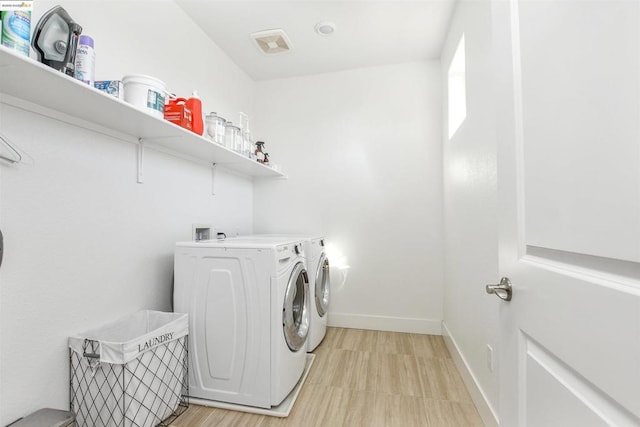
[[448, 35, 466, 139]]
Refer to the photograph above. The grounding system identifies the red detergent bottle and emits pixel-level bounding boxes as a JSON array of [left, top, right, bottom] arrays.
[[186, 91, 204, 135]]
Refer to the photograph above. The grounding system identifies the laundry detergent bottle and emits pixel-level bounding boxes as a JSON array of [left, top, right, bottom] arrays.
[[187, 91, 204, 136]]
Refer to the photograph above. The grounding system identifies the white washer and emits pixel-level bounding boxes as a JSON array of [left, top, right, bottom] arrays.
[[173, 237, 310, 409], [239, 234, 330, 352]]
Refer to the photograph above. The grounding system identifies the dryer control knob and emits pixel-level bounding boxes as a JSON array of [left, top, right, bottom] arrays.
[[294, 244, 302, 255]]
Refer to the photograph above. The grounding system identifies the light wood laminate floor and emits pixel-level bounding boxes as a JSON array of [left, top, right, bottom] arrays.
[[170, 327, 484, 426]]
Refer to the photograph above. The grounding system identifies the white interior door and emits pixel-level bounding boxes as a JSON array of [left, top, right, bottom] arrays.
[[492, 0, 640, 425]]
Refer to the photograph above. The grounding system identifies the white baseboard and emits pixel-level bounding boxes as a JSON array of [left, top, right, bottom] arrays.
[[442, 322, 499, 427], [327, 312, 442, 335]]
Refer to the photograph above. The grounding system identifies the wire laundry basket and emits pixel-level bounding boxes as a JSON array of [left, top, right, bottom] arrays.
[[69, 310, 189, 427]]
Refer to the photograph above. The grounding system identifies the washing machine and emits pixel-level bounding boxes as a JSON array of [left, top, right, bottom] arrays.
[[239, 234, 330, 351], [173, 236, 310, 409]]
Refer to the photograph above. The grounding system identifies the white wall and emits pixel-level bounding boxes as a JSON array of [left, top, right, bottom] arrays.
[[252, 62, 444, 334], [0, 1, 255, 423], [441, 0, 500, 424]]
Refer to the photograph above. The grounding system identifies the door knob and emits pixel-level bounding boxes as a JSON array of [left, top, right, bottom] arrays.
[[486, 277, 512, 301]]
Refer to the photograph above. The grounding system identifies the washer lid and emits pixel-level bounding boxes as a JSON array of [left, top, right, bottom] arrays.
[[176, 236, 305, 249]]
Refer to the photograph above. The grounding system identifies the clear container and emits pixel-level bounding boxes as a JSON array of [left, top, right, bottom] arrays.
[[205, 112, 226, 145], [238, 112, 249, 132], [225, 122, 241, 152], [242, 130, 253, 157]]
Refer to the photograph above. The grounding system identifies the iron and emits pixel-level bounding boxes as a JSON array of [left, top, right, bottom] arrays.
[[31, 5, 82, 76]]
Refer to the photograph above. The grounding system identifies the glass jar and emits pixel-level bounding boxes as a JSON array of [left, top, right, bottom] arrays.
[[225, 122, 241, 152], [205, 112, 226, 145], [242, 130, 253, 157]]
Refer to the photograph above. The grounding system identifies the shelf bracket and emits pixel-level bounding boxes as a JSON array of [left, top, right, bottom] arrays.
[[211, 163, 217, 195], [137, 138, 145, 184]]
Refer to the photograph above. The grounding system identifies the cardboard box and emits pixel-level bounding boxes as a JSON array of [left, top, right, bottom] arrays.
[[94, 80, 123, 99]]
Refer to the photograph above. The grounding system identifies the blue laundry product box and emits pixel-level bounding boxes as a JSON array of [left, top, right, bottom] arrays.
[[94, 80, 123, 99]]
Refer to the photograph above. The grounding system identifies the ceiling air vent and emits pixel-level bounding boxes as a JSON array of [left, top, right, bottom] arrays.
[[250, 29, 293, 55]]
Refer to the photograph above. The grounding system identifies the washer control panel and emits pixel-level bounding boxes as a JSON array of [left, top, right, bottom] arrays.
[[276, 242, 305, 260]]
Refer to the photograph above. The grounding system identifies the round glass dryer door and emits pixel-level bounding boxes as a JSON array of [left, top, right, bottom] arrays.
[[315, 253, 330, 317], [283, 262, 310, 352]]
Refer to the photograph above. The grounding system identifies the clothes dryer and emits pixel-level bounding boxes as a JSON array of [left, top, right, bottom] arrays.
[[173, 237, 310, 409], [238, 234, 330, 351], [305, 237, 330, 351]]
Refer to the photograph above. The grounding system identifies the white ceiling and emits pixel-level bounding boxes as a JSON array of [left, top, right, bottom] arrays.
[[175, 0, 457, 81]]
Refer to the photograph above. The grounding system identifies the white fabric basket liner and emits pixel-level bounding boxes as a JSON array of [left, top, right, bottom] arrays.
[[69, 310, 188, 364]]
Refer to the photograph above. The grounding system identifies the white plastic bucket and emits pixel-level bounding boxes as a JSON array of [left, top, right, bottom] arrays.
[[122, 74, 167, 119]]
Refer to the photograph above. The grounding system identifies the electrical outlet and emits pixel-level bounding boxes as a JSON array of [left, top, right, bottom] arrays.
[[486, 344, 494, 372]]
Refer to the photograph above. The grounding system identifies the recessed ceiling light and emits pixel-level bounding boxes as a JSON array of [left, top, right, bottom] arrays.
[[315, 21, 336, 36], [250, 29, 293, 55]]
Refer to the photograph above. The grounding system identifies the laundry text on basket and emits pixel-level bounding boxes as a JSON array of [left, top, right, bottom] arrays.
[[137, 332, 174, 353]]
